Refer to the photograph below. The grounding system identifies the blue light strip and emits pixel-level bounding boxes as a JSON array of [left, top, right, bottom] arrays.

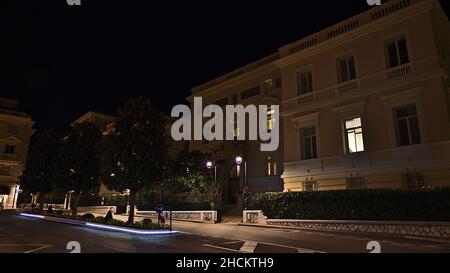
[[85, 223, 179, 235], [19, 213, 179, 235], [20, 213, 45, 219]]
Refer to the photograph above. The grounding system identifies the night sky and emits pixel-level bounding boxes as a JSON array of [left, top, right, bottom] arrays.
[[1, 0, 449, 134]]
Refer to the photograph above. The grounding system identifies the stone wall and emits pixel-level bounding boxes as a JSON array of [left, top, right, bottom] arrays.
[[243, 210, 450, 240], [132, 207, 217, 224]]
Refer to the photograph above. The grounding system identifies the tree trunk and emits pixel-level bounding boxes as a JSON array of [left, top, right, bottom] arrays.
[[71, 192, 80, 218], [128, 189, 137, 224]]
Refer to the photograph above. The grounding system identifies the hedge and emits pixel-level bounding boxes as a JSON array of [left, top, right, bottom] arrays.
[[248, 188, 450, 222]]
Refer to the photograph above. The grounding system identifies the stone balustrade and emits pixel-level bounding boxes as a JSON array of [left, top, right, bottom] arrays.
[[243, 210, 450, 240]]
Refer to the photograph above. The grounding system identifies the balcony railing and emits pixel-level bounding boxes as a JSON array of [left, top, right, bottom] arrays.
[[337, 79, 359, 93], [0, 154, 18, 162], [298, 93, 315, 105], [386, 63, 413, 80]]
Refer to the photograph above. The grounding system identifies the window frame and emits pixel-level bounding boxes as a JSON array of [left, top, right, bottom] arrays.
[[393, 103, 422, 146], [343, 116, 365, 154], [296, 66, 314, 96]]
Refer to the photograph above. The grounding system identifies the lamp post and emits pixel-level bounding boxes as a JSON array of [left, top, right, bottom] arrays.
[[206, 161, 220, 212], [235, 156, 248, 210]]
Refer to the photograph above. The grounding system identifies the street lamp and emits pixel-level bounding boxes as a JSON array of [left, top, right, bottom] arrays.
[[206, 160, 219, 212], [235, 156, 248, 210]]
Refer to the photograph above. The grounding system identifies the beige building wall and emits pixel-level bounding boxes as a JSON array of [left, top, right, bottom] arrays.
[[189, 55, 284, 206], [280, 0, 450, 191], [0, 98, 35, 209]]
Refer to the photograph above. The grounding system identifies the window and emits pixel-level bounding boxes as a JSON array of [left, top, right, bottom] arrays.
[[213, 97, 229, 108], [337, 55, 356, 83], [394, 104, 421, 146], [241, 86, 261, 100], [275, 78, 282, 88], [4, 145, 16, 155], [230, 165, 241, 178], [267, 106, 275, 131], [266, 157, 277, 176], [385, 37, 410, 68], [301, 127, 317, 160], [346, 176, 365, 190], [231, 94, 238, 105], [403, 172, 425, 189], [262, 79, 273, 94], [344, 117, 365, 153], [297, 70, 314, 95], [303, 181, 318, 192], [0, 166, 10, 176]]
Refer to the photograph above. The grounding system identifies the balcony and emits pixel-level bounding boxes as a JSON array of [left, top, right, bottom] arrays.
[[297, 93, 315, 105], [336, 79, 359, 94], [386, 63, 413, 80], [0, 154, 18, 162]]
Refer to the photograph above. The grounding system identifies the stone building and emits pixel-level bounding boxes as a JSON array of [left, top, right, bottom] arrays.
[[0, 98, 35, 209]]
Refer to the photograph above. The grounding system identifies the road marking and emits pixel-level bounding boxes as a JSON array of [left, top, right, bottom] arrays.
[[181, 230, 326, 254], [240, 241, 258, 253], [0, 244, 53, 253], [203, 244, 244, 253], [25, 244, 53, 253]]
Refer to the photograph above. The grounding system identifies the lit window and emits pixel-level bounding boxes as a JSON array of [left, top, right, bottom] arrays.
[[297, 70, 314, 95], [394, 104, 421, 146], [337, 55, 356, 83], [4, 145, 16, 155], [301, 127, 317, 160], [262, 79, 273, 94], [267, 106, 276, 131], [266, 157, 277, 176], [385, 37, 410, 68], [344, 117, 365, 153]]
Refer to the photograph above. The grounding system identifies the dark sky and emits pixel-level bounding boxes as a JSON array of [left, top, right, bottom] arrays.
[[1, 0, 449, 134]]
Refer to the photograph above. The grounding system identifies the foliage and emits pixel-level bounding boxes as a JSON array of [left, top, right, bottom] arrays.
[[99, 97, 169, 223], [56, 122, 102, 216], [166, 150, 217, 198], [104, 210, 113, 222], [248, 188, 450, 221], [20, 129, 62, 196], [81, 213, 95, 221]]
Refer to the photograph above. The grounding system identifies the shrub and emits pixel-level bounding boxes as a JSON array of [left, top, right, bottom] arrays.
[[248, 188, 450, 222], [81, 213, 95, 221], [104, 210, 113, 222], [92, 216, 105, 223], [55, 210, 65, 216], [142, 218, 153, 228]]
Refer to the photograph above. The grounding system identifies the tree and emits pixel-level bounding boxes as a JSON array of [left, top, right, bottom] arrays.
[[57, 122, 102, 216], [20, 129, 62, 205], [169, 150, 218, 203], [99, 97, 168, 224]]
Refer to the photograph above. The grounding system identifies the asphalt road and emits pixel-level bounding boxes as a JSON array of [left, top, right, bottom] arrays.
[[0, 212, 449, 253]]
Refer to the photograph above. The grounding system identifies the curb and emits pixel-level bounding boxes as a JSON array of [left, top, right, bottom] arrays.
[[239, 223, 450, 243], [19, 213, 180, 236]]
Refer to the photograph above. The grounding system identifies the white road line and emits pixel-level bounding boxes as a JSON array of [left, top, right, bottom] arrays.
[[203, 244, 244, 253], [239, 241, 258, 253], [25, 244, 53, 253]]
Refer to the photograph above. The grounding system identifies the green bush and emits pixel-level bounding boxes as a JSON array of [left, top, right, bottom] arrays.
[[248, 188, 450, 222], [142, 218, 153, 228], [81, 213, 95, 221], [104, 210, 113, 222]]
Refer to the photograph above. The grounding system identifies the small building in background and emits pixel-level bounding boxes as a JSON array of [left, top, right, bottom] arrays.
[[0, 98, 35, 209]]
